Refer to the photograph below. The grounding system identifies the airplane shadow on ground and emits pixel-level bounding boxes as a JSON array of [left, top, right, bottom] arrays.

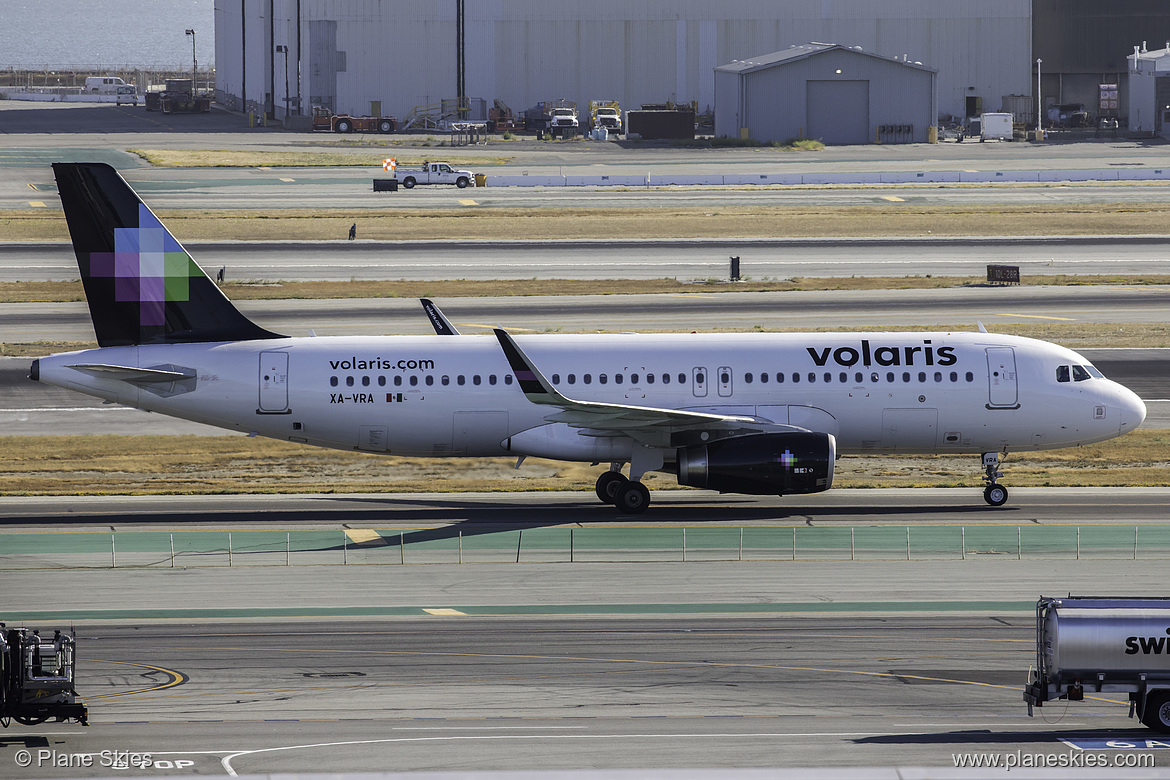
[[853, 728, 1152, 746]]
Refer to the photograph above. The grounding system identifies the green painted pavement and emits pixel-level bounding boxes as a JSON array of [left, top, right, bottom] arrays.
[[1, 600, 1036, 623], [4, 525, 1168, 565]]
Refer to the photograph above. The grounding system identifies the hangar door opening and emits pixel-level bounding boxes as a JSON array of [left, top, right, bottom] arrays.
[[806, 80, 869, 145]]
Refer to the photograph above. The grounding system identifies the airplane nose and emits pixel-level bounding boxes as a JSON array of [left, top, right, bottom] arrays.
[[1115, 384, 1147, 434]]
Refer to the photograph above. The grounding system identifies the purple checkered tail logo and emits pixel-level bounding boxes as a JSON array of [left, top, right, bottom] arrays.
[[88, 204, 197, 327]]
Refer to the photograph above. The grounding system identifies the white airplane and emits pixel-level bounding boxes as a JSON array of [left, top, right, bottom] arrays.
[[33, 163, 1147, 513]]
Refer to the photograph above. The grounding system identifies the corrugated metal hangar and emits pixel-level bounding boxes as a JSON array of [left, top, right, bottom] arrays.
[[213, 1, 1170, 143], [714, 44, 936, 144]]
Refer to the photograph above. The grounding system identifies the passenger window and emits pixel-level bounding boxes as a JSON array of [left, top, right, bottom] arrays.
[[646, 373, 654, 384], [902, 372, 910, 383], [473, 375, 481, 386], [567, 374, 576, 384], [760, 372, 768, 384], [552, 373, 560, 383], [504, 375, 513, 385], [584, 374, 592, 385], [362, 376, 370, 386], [442, 375, 450, 386], [678, 373, 686, 384], [378, 376, 386, 387], [918, 372, 926, 382], [695, 372, 704, 384], [824, 372, 831, 383], [409, 376, 418, 386], [1056, 365, 1070, 383], [346, 376, 354, 387], [870, 372, 879, 383], [489, 375, 497, 385], [394, 376, 402, 387], [855, 372, 863, 383], [1072, 365, 1091, 382], [721, 371, 731, 384], [965, 372, 974, 382], [886, 372, 894, 382], [599, 374, 608, 385], [840, 372, 848, 383], [425, 375, 434, 386], [792, 373, 800, 383], [615, 374, 623, 384], [949, 371, 958, 382], [661, 373, 669, 384], [934, 372, 942, 382], [330, 376, 338, 387], [457, 375, 465, 386], [745, 372, 753, 383]]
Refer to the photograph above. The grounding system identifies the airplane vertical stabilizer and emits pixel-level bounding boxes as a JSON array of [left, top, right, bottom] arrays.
[[52, 162, 285, 347]]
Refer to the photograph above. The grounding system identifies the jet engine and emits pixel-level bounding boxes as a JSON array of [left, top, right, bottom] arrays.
[[676, 432, 835, 495]]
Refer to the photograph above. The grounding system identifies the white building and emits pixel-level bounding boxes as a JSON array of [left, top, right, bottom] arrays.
[[1127, 43, 1170, 136], [214, 0, 1030, 132]]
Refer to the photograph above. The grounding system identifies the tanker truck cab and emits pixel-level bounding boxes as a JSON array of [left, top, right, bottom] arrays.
[[1025, 597, 1170, 733]]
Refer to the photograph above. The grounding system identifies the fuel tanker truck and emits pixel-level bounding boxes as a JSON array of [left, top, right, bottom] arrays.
[[1024, 597, 1170, 732]]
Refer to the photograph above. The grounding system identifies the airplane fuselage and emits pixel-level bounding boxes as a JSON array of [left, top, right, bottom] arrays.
[[35, 330, 1145, 464]]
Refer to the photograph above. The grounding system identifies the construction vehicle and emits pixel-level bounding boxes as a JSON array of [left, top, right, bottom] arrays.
[[1, 625, 87, 726], [1024, 597, 1170, 732], [144, 79, 210, 114], [488, 98, 520, 131], [589, 100, 622, 136], [312, 106, 397, 134]]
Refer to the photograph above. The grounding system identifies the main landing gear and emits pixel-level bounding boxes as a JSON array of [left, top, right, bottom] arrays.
[[595, 465, 651, 515], [982, 451, 1009, 507]]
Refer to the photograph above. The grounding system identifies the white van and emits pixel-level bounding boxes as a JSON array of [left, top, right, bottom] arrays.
[[85, 77, 128, 95]]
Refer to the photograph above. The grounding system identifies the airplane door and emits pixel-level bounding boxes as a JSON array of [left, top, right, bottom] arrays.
[[986, 347, 1019, 407], [692, 367, 708, 397], [717, 366, 733, 397], [258, 351, 289, 413]]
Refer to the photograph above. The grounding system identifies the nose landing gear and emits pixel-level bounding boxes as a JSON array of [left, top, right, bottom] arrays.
[[982, 451, 1009, 506]]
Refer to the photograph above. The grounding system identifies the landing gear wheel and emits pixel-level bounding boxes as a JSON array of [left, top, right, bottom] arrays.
[[595, 471, 628, 504], [615, 481, 651, 515], [983, 484, 1009, 507], [1142, 691, 1170, 733]]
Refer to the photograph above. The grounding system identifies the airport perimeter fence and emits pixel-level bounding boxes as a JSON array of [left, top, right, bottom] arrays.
[[2, 525, 1170, 569]]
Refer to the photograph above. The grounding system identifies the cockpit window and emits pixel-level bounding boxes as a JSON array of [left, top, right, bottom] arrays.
[[1072, 365, 1091, 382], [1056, 365, 1070, 383], [1086, 365, 1104, 379]]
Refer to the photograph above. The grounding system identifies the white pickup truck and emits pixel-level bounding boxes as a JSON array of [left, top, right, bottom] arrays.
[[397, 162, 475, 189]]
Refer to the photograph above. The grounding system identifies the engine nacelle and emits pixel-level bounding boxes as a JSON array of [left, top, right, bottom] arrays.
[[676, 432, 836, 495]]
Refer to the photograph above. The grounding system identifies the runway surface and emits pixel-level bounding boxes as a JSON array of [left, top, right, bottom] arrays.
[[2, 487, 1170, 528], [10, 235, 1170, 281], [3, 557, 1167, 776]]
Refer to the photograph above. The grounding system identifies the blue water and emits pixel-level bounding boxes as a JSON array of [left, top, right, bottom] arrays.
[[0, 0, 215, 69]]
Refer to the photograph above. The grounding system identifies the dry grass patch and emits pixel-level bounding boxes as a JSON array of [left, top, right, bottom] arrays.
[[128, 148, 515, 168], [8, 202, 1170, 242], [1, 430, 1167, 496]]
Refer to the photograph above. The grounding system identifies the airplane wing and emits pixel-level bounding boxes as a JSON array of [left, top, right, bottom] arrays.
[[421, 299, 460, 335], [493, 328, 801, 448]]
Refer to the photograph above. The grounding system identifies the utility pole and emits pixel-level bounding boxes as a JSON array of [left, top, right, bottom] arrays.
[[186, 29, 197, 96]]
